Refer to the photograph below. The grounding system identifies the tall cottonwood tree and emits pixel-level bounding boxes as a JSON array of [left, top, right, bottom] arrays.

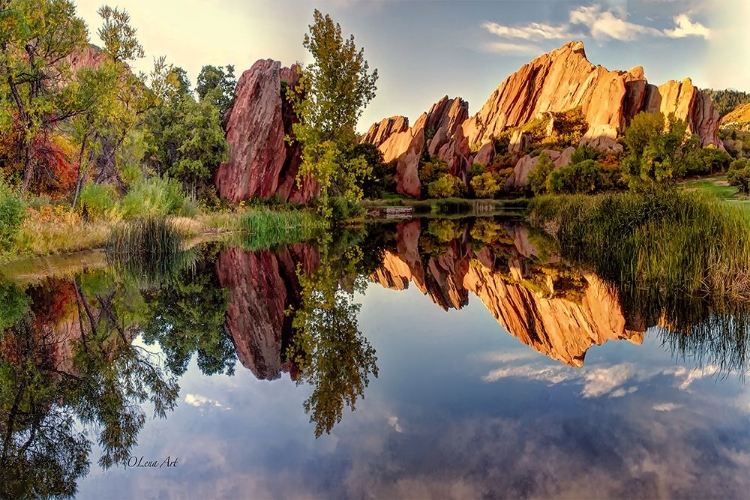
[[293, 9, 378, 215]]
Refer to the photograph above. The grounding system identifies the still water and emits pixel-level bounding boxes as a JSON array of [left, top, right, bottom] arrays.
[[1, 218, 749, 499]]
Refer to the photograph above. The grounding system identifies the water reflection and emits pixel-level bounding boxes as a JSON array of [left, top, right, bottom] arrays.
[[0, 216, 749, 497]]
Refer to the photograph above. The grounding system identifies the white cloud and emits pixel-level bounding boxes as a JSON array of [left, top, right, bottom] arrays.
[[185, 393, 224, 408], [482, 42, 543, 56], [653, 403, 682, 411], [569, 5, 664, 41], [610, 386, 638, 398], [388, 415, 403, 433], [482, 364, 576, 384], [581, 364, 634, 398], [482, 4, 711, 45], [482, 21, 582, 41], [664, 14, 711, 39]]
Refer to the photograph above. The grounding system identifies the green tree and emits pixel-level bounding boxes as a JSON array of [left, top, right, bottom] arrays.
[[293, 9, 378, 215], [548, 159, 603, 194], [140, 258, 235, 376], [470, 171, 500, 198], [528, 152, 554, 195], [427, 174, 459, 198], [288, 237, 378, 437], [144, 60, 227, 195], [621, 112, 699, 189], [196, 64, 236, 119]]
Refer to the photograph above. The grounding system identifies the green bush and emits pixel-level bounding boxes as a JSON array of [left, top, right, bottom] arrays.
[[728, 159, 750, 193], [0, 180, 26, 251], [328, 196, 365, 220], [427, 175, 459, 198], [470, 172, 500, 198], [78, 182, 119, 220], [120, 176, 186, 219], [548, 160, 604, 194], [528, 152, 554, 196]]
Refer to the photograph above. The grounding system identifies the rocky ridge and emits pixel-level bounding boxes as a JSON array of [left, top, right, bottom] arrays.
[[362, 41, 723, 197]]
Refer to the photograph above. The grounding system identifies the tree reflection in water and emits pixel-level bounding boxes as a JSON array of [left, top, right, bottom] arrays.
[[288, 231, 380, 438]]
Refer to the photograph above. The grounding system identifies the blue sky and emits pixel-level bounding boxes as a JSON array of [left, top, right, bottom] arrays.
[[72, 0, 748, 130]]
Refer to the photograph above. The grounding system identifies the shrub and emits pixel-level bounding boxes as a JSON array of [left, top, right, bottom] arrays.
[[470, 172, 500, 198], [728, 159, 750, 193], [0, 180, 26, 251], [468, 163, 485, 180], [427, 174, 459, 198], [120, 176, 186, 218], [548, 160, 604, 194], [528, 152, 554, 196], [328, 196, 365, 220], [78, 182, 119, 220]]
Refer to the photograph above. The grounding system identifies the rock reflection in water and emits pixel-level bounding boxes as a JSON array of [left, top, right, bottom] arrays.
[[371, 219, 645, 367]]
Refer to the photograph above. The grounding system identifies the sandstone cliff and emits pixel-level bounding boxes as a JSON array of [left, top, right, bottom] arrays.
[[371, 220, 644, 367], [362, 96, 470, 198], [215, 60, 316, 203], [362, 41, 722, 196]]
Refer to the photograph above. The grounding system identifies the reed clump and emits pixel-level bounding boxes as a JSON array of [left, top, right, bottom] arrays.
[[238, 209, 326, 249], [108, 216, 184, 256]]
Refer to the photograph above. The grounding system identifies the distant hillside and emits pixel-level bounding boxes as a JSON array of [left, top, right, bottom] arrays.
[[722, 102, 750, 127], [701, 88, 750, 117]]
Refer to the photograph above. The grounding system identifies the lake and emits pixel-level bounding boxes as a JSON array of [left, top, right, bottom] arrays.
[[1, 217, 749, 499]]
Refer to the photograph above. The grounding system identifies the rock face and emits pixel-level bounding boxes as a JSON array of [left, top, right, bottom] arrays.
[[216, 59, 316, 203], [65, 44, 107, 77], [371, 220, 644, 367], [362, 41, 723, 197], [361, 96, 470, 198], [463, 41, 723, 152], [215, 245, 318, 380]]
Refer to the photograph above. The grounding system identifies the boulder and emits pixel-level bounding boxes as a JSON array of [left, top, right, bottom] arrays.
[[216, 59, 316, 203]]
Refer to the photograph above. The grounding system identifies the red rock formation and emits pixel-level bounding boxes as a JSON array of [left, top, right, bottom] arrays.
[[361, 96, 470, 198], [644, 79, 722, 147], [216, 59, 316, 203], [215, 245, 318, 380], [362, 41, 723, 196], [64, 44, 108, 77], [370, 222, 644, 367], [464, 42, 722, 152]]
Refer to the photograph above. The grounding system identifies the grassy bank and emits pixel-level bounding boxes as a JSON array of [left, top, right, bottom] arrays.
[[238, 209, 328, 250], [0, 207, 324, 264], [527, 190, 750, 302]]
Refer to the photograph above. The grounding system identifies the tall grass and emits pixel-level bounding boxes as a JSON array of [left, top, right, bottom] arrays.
[[528, 189, 750, 299], [108, 217, 184, 256], [107, 216, 192, 287], [238, 209, 326, 250]]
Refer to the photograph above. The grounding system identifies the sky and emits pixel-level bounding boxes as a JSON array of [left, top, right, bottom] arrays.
[[71, 0, 750, 131]]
